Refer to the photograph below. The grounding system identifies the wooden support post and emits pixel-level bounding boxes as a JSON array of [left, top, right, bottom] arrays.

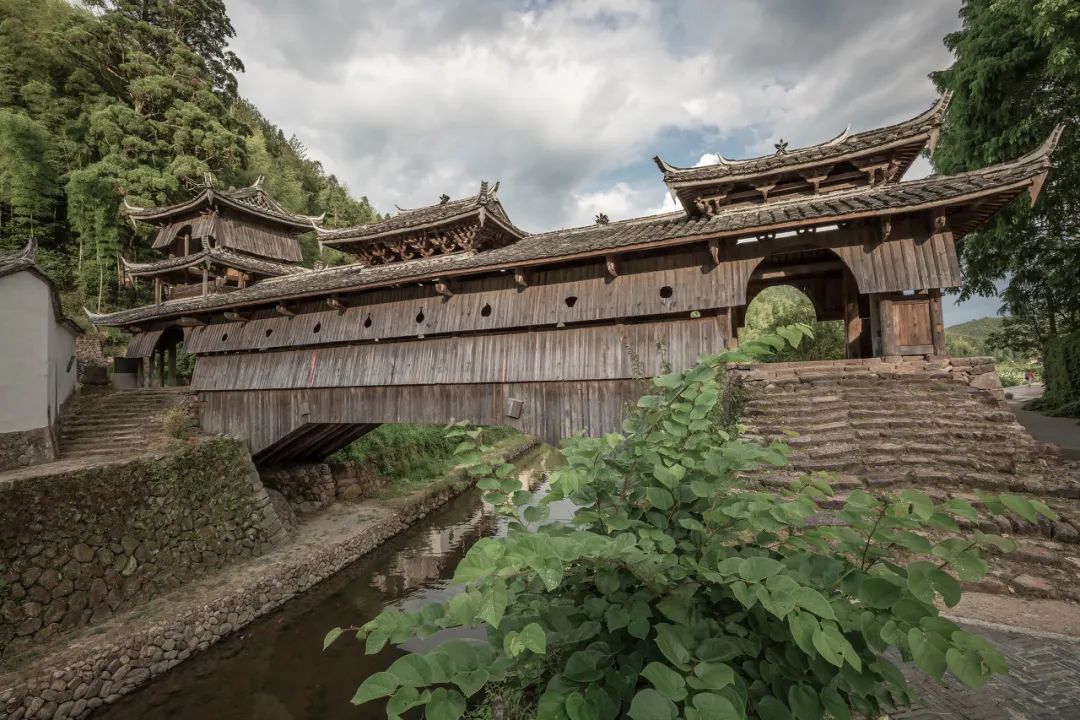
[[157, 349, 166, 388], [929, 289, 946, 356], [879, 297, 895, 357], [842, 272, 863, 359], [201, 266, 208, 297], [868, 294, 882, 357], [167, 344, 177, 387], [154, 277, 162, 306], [183, 235, 190, 256]]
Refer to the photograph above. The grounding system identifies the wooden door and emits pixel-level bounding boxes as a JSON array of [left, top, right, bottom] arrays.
[[880, 296, 941, 356]]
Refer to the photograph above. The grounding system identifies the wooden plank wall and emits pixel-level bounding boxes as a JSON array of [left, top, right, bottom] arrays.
[[823, 222, 961, 294], [217, 215, 302, 262], [186, 249, 744, 354], [191, 316, 727, 391], [201, 379, 648, 452]]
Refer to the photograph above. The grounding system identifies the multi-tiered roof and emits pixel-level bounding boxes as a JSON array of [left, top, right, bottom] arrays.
[[655, 93, 952, 217], [88, 95, 1061, 328], [315, 181, 525, 265], [121, 177, 319, 299]]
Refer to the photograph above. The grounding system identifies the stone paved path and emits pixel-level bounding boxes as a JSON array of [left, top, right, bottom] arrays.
[[895, 623, 1080, 719]]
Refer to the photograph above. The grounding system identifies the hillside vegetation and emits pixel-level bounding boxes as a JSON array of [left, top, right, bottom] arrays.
[[0, 0, 378, 316]]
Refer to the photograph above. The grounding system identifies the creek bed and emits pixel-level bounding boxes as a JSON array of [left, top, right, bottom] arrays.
[[90, 445, 564, 719]]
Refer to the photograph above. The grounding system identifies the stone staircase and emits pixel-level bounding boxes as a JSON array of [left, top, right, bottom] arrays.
[[734, 357, 1080, 601], [59, 388, 192, 461]]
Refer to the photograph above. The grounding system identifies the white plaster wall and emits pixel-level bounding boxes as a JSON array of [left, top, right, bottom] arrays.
[[0, 272, 67, 432], [47, 293, 78, 424]]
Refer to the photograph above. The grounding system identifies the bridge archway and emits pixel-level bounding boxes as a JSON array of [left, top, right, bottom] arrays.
[[735, 246, 870, 358]]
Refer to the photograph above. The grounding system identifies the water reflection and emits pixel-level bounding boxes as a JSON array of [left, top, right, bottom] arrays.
[[91, 445, 562, 720]]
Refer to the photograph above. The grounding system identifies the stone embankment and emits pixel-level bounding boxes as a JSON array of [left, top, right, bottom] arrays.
[[0, 438, 288, 660], [734, 356, 1080, 602], [0, 436, 539, 720]]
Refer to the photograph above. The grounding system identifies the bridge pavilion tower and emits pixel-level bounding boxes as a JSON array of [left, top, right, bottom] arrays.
[[116, 177, 319, 385]]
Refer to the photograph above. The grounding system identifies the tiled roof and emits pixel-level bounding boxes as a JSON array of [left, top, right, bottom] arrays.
[[655, 93, 951, 187], [87, 127, 1059, 328], [122, 241, 309, 279], [125, 178, 323, 230], [317, 181, 525, 244]]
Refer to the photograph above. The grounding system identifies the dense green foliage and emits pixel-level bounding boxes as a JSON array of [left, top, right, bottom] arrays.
[[1029, 330, 1080, 417], [0, 0, 376, 313], [329, 424, 520, 488], [328, 328, 1052, 720], [741, 286, 845, 362], [930, 0, 1080, 354], [943, 317, 1006, 358]]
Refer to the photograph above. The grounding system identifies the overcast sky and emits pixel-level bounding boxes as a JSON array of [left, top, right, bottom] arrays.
[[227, 0, 999, 324]]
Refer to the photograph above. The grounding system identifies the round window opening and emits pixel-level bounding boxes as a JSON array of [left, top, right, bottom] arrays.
[[565, 296, 578, 308], [659, 286, 673, 299], [221, 333, 228, 342], [481, 304, 492, 317], [416, 310, 425, 323], [313, 322, 322, 334], [363, 316, 372, 328], [265, 328, 273, 337]]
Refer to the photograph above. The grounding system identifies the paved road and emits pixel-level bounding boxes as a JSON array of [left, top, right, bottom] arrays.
[[895, 623, 1080, 720], [1006, 383, 1080, 460]]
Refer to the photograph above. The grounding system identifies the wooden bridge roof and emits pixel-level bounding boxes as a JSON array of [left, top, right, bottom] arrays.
[[87, 125, 1060, 328], [125, 177, 324, 231], [654, 93, 951, 189], [121, 239, 311, 279], [315, 181, 526, 246]]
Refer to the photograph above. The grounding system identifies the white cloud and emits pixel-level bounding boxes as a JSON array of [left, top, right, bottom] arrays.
[[228, 0, 962, 230]]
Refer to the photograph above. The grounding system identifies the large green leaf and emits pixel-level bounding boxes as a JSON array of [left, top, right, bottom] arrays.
[[627, 689, 677, 720], [350, 671, 399, 705], [640, 662, 687, 702], [426, 688, 466, 720]]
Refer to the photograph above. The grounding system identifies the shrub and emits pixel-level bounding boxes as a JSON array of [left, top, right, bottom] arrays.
[[1029, 330, 1080, 417], [329, 326, 1054, 720], [162, 406, 193, 439]]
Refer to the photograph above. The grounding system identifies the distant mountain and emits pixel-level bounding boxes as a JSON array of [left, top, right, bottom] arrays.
[[946, 317, 1004, 344]]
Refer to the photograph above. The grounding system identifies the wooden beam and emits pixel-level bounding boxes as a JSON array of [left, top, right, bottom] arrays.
[[707, 238, 720, 265], [276, 302, 295, 317], [605, 255, 619, 278], [752, 260, 845, 281]]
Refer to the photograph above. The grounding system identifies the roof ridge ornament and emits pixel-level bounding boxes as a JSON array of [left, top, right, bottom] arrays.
[[595, 213, 610, 225], [774, 139, 789, 155], [825, 125, 851, 146], [439, 194, 450, 205]]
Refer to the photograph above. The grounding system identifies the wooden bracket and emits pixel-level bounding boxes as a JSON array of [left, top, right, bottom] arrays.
[[879, 215, 893, 243], [276, 302, 295, 317], [326, 295, 348, 313], [755, 181, 777, 202], [929, 208, 948, 234], [223, 311, 248, 323], [176, 316, 206, 327], [707, 238, 720, 265], [605, 255, 619, 278], [434, 279, 453, 297], [513, 268, 528, 288], [1029, 170, 1049, 206]]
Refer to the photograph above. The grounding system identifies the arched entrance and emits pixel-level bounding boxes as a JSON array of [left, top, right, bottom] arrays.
[[741, 285, 846, 362], [735, 247, 871, 358], [150, 324, 185, 386]]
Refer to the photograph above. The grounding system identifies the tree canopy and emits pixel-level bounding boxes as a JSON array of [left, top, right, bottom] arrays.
[[930, 0, 1080, 352], [0, 0, 377, 312]]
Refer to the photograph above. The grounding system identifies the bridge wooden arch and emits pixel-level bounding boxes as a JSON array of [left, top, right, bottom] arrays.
[[88, 102, 1060, 464]]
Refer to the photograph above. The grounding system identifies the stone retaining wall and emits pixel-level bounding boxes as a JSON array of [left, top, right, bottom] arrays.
[[0, 428, 56, 473], [0, 438, 288, 660], [260, 461, 389, 511], [0, 437, 540, 720], [730, 355, 1006, 406]]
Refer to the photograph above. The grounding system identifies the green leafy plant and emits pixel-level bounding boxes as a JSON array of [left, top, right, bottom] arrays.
[[327, 325, 1055, 719]]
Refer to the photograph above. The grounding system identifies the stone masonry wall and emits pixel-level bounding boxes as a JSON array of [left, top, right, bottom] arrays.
[[730, 355, 1006, 406], [0, 428, 56, 473], [258, 464, 336, 513], [0, 438, 288, 660]]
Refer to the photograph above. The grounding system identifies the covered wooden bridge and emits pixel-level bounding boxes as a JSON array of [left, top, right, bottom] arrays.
[[89, 96, 1061, 462]]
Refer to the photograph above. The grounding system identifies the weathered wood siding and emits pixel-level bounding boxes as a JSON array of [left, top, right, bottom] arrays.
[[186, 250, 744, 354], [216, 215, 302, 262], [201, 379, 648, 452], [192, 316, 727, 391], [825, 225, 961, 294]]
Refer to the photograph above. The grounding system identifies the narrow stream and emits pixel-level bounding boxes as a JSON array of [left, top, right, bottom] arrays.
[[92, 445, 567, 720]]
